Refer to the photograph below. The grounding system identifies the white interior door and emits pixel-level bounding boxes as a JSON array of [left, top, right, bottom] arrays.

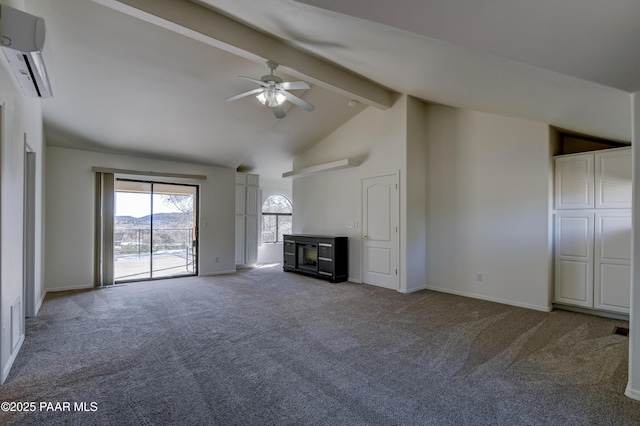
[[362, 173, 399, 290]]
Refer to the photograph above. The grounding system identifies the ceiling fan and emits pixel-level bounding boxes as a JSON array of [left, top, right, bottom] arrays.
[[225, 60, 315, 119]]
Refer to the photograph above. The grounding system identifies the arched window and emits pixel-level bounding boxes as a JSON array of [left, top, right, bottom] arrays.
[[261, 194, 292, 243]]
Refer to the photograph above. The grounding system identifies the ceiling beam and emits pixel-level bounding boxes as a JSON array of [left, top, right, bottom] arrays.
[[92, 0, 394, 109]]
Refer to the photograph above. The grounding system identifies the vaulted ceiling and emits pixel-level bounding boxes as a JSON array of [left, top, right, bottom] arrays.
[[22, 0, 639, 180]]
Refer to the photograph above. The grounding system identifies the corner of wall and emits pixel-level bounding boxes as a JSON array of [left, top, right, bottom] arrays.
[[627, 92, 640, 399], [402, 96, 428, 293], [546, 126, 556, 309]]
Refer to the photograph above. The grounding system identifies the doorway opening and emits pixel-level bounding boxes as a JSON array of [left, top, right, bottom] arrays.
[[114, 179, 198, 282]]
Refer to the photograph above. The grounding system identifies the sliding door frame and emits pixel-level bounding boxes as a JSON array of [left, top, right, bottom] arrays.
[[114, 178, 200, 283], [95, 172, 200, 285]]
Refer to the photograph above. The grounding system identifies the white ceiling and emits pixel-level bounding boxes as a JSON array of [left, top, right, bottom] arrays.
[[21, 0, 639, 180], [296, 0, 640, 92]]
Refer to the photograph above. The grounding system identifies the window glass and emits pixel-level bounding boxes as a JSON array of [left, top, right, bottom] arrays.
[[262, 194, 292, 243], [262, 194, 292, 213]]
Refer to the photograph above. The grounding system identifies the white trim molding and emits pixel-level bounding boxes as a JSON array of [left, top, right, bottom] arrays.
[[424, 285, 553, 312], [92, 166, 207, 180], [398, 284, 427, 294], [625, 386, 640, 401]]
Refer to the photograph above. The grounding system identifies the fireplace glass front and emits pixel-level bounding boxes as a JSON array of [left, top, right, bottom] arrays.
[[298, 243, 318, 272]]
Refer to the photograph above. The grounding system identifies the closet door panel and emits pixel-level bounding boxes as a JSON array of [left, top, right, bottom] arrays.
[[595, 149, 631, 209], [235, 216, 245, 264], [557, 260, 590, 303], [554, 154, 594, 209], [245, 216, 259, 265], [594, 211, 631, 313], [236, 185, 246, 215], [596, 264, 630, 313], [246, 185, 259, 216], [235, 173, 260, 266], [554, 213, 594, 307]]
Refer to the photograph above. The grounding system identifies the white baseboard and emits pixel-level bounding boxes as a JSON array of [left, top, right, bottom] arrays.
[[625, 386, 640, 401], [553, 303, 629, 320], [348, 277, 362, 284], [201, 269, 237, 276], [46, 284, 94, 292], [399, 285, 427, 294], [1, 334, 24, 384], [423, 285, 552, 312], [34, 290, 48, 315]]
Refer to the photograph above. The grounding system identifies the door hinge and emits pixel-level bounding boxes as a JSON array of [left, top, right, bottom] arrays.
[[395, 183, 398, 190], [395, 269, 398, 275]]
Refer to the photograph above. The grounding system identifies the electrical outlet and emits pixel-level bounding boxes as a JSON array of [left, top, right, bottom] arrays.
[[476, 273, 483, 282], [215, 257, 219, 263]]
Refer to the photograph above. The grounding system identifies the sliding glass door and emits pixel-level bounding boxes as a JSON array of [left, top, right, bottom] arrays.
[[151, 183, 197, 279], [114, 180, 198, 282]]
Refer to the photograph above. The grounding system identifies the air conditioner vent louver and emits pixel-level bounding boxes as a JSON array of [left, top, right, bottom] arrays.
[[0, 5, 53, 98]]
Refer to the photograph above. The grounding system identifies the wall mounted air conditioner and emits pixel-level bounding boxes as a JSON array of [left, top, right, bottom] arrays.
[[0, 4, 52, 98]]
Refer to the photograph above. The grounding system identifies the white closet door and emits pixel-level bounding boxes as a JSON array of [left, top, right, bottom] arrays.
[[235, 216, 245, 264], [595, 148, 632, 209], [235, 173, 259, 266], [247, 174, 259, 186], [594, 211, 631, 313], [245, 216, 259, 264], [246, 185, 259, 215], [554, 154, 594, 209], [235, 185, 245, 215], [554, 213, 594, 307], [235, 178, 246, 265]]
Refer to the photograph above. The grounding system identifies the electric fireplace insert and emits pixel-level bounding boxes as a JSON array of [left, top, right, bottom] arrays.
[[282, 235, 348, 283]]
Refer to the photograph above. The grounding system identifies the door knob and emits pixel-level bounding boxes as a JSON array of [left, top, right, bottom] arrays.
[[362, 235, 368, 239]]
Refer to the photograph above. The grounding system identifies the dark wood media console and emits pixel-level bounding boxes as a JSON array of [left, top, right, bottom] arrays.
[[283, 235, 348, 283]]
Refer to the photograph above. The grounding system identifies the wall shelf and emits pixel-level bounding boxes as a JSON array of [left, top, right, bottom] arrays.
[[282, 158, 359, 179]]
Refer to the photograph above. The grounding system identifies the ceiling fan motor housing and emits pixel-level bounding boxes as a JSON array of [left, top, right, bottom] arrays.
[[261, 74, 283, 84]]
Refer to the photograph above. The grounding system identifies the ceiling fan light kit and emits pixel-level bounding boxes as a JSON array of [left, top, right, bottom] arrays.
[[225, 60, 315, 118], [256, 88, 286, 107]]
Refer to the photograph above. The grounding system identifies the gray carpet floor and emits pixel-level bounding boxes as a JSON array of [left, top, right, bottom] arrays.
[[1, 265, 639, 425]]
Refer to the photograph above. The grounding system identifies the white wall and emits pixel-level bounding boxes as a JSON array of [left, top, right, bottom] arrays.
[[0, 0, 46, 383], [627, 92, 640, 401], [257, 178, 292, 264], [293, 94, 552, 309], [293, 97, 552, 308], [424, 105, 552, 311], [45, 146, 236, 291], [293, 95, 408, 283]]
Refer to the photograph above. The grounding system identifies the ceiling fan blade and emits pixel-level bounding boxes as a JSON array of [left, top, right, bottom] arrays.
[[225, 87, 264, 102], [279, 81, 310, 90], [238, 76, 270, 87], [271, 106, 286, 119], [281, 90, 315, 112]]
